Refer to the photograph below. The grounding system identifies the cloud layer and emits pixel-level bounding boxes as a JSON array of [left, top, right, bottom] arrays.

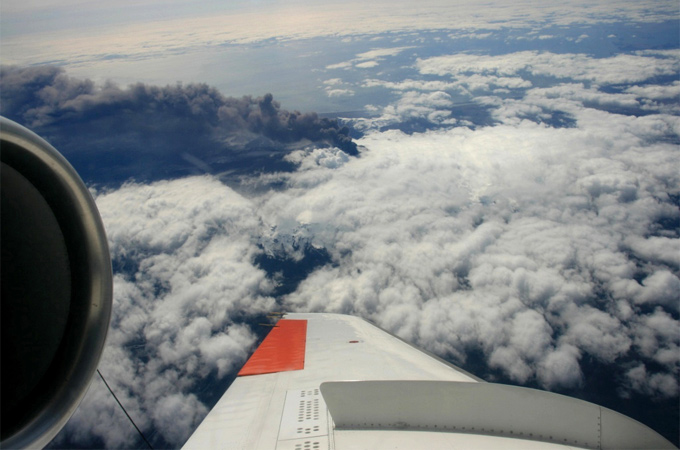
[[267, 47, 677, 443], [57, 115, 677, 446], [265, 114, 678, 391], [24, 34, 679, 450], [3, 0, 678, 72]]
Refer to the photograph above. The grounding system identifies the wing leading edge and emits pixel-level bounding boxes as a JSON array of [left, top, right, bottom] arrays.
[[182, 313, 674, 450]]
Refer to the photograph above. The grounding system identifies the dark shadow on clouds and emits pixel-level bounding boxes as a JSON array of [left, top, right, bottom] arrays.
[[0, 65, 358, 188]]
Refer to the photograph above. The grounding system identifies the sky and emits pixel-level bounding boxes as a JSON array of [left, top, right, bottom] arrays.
[[1, 0, 679, 448]]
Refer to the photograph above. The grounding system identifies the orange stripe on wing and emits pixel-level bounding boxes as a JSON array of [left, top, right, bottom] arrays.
[[238, 319, 307, 376]]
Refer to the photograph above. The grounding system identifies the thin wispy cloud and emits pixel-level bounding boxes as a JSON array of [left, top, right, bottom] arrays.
[[3, 0, 677, 74]]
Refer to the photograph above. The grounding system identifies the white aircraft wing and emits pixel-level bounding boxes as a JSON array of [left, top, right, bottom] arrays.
[[182, 313, 674, 450]]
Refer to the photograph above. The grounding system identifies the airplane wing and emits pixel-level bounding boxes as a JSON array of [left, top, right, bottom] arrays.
[[182, 313, 674, 450]]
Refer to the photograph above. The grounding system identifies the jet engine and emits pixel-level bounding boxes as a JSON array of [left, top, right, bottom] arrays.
[[1, 117, 113, 448]]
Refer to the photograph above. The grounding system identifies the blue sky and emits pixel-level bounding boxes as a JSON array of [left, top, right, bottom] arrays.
[[1, 0, 679, 448]]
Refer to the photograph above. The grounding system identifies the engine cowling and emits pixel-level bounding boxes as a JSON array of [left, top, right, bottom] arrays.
[[1, 117, 113, 449]]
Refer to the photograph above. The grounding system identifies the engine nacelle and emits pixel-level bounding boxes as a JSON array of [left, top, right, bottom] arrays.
[[1, 117, 113, 449]]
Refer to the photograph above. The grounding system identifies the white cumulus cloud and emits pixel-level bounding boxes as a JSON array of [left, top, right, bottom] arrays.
[[57, 176, 276, 447], [258, 76, 679, 398]]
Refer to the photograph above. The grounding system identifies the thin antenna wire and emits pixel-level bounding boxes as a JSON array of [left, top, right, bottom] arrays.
[[97, 369, 154, 450]]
